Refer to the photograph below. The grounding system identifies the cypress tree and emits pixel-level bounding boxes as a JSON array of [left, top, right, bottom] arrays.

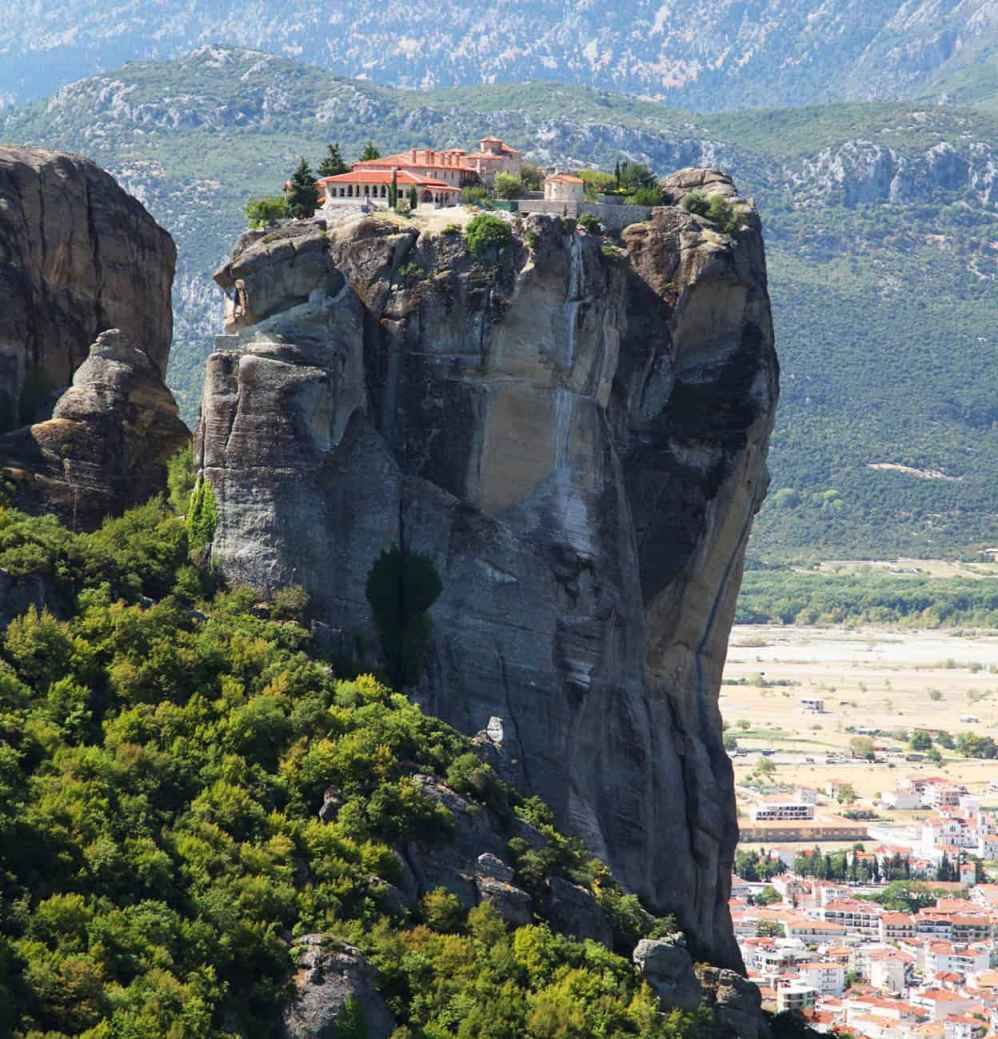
[[318, 143, 348, 177], [408, 185, 418, 211], [286, 157, 319, 218]]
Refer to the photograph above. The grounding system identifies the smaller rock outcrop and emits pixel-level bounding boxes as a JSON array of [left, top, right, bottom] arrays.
[[393, 775, 536, 925], [282, 935, 395, 1039], [0, 330, 189, 530], [633, 936, 703, 1013], [696, 965, 766, 1039], [635, 938, 767, 1038], [544, 876, 613, 947], [0, 147, 175, 432]]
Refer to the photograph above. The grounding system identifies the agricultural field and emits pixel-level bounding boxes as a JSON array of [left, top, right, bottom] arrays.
[[721, 624, 998, 834]]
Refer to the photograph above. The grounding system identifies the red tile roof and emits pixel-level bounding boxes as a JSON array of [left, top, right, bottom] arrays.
[[317, 170, 460, 191]]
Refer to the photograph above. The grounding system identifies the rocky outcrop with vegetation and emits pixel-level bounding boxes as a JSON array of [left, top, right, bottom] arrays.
[[3, 50, 992, 560], [197, 172, 778, 971]]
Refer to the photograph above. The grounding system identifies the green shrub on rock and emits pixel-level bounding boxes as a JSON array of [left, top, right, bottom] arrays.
[[245, 195, 289, 229], [464, 212, 513, 259], [186, 477, 218, 553], [681, 190, 739, 233]]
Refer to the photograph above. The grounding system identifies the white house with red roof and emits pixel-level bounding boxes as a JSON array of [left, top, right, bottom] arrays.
[[544, 172, 585, 203], [315, 135, 523, 210], [463, 136, 523, 182], [316, 168, 461, 208]]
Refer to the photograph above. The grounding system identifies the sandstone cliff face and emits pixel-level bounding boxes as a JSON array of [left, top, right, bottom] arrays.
[[197, 169, 777, 969], [0, 147, 175, 431]]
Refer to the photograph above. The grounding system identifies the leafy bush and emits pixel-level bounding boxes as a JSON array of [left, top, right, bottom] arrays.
[[580, 169, 616, 198], [166, 442, 196, 515], [464, 212, 513, 260], [520, 162, 545, 191], [577, 212, 603, 234], [187, 477, 218, 554], [617, 161, 657, 193], [627, 186, 664, 206], [679, 191, 739, 232], [461, 185, 493, 208], [493, 172, 523, 199], [421, 888, 465, 932], [680, 190, 711, 217], [707, 195, 739, 233], [245, 195, 289, 228]]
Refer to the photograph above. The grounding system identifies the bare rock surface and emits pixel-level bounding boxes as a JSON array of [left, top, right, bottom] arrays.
[[197, 170, 778, 969], [0, 329, 188, 529], [696, 964, 766, 1039], [282, 935, 395, 1039], [0, 147, 175, 431], [634, 936, 703, 1013]]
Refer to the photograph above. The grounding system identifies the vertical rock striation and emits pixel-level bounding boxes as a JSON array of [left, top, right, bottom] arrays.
[[197, 170, 778, 969], [0, 147, 175, 431]]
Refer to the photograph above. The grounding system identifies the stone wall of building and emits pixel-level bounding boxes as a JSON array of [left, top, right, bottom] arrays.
[[517, 200, 653, 232]]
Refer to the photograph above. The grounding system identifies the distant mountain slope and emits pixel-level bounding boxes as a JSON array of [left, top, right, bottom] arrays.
[[1, 1, 997, 110], [2, 48, 996, 561]]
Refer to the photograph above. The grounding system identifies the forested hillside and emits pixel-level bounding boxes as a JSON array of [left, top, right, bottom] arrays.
[[0, 487, 712, 1037], [2, 49, 996, 560]]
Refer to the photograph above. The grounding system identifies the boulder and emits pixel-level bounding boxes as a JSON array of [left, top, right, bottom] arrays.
[[283, 935, 395, 1039], [633, 936, 703, 1013], [696, 964, 766, 1039], [400, 775, 532, 917], [544, 877, 613, 947], [474, 872, 533, 927]]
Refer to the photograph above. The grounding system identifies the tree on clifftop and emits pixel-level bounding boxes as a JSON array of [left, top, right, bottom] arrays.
[[286, 157, 318, 218], [318, 143, 348, 177], [360, 141, 381, 161]]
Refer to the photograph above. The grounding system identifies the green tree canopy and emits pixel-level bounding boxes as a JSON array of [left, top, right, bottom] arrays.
[[286, 157, 319, 219], [318, 142, 349, 177]]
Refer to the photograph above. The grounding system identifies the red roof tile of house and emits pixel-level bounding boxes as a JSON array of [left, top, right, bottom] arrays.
[[316, 170, 460, 190]]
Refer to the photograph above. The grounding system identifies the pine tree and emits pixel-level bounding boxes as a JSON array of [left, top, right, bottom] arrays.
[[360, 142, 381, 161], [286, 157, 319, 219], [318, 143, 348, 177]]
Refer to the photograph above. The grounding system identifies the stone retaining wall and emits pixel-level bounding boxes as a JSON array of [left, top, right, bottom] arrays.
[[518, 199, 652, 232]]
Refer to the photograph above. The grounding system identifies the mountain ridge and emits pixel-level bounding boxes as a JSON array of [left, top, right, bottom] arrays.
[[2, 1, 997, 111]]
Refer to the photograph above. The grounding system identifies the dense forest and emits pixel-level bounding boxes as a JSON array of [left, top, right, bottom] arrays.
[[0, 474, 720, 1038]]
